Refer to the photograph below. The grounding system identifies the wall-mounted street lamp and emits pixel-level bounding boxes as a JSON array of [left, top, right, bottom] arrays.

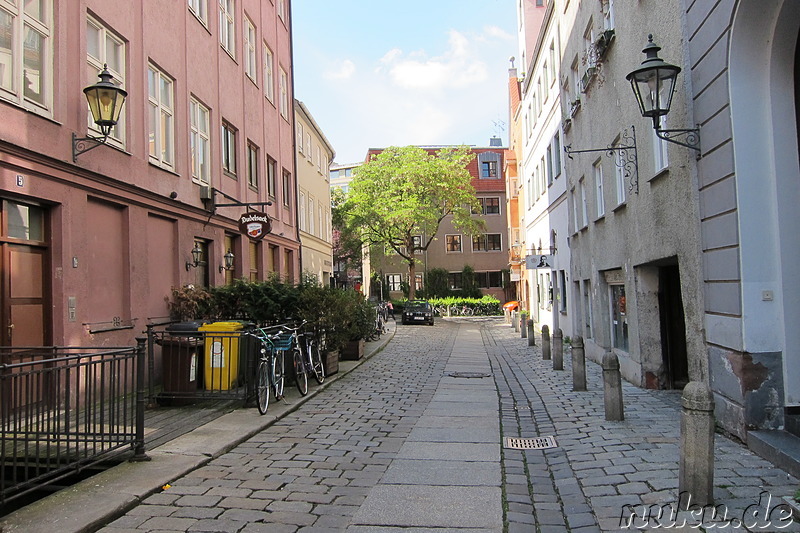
[[186, 241, 205, 271], [219, 250, 235, 273], [626, 35, 700, 152], [72, 64, 128, 162]]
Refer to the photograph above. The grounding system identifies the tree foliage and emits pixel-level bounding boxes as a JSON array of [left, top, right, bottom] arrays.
[[331, 187, 363, 281], [343, 145, 483, 300]]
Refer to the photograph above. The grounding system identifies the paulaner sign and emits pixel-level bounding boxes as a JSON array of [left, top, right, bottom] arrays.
[[238, 212, 272, 241]]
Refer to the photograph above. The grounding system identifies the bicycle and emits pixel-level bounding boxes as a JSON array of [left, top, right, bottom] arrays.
[[279, 321, 309, 397], [449, 305, 474, 317], [298, 325, 326, 385], [247, 325, 291, 415], [366, 309, 386, 341]]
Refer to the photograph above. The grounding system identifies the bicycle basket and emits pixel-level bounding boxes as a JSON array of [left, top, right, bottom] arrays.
[[270, 333, 294, 350]]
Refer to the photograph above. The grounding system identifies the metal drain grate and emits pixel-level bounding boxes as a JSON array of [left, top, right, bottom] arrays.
[[504, 436, 557, 450], [445, 372, 491, 378]]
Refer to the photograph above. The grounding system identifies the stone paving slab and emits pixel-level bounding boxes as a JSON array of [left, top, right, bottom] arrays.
[[406, 425, 499, 443], [381, 458, 501, 486], [351, 485, 502, 529]]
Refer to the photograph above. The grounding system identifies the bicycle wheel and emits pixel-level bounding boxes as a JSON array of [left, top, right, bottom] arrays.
[[273, 350, 285, 399], [293, 347, 308, 396], [308, 341, 325, 384], [256, 359, 270, 415], [464, 307, 474, 316]]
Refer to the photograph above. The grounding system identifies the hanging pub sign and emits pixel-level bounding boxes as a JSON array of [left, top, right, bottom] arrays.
[[238, 211, 272, 241]]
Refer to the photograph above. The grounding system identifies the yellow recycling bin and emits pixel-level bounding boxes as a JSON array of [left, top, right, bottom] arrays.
[[199, 321, 243, 391]]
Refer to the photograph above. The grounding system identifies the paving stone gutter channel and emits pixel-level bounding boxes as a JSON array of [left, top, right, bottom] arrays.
[[0, 323, 396, 533]]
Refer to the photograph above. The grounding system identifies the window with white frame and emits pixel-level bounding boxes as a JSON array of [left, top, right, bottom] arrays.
[[277, 0, 286, 23], [308, 196, 315, 235], [473, 234, 502, 252], [548, 43, 556, 86], [221, 120, 236, 176], [570, 56, 581, 104], [86, 16, 125, 145], [282, 169, 291, 206], [299, 191, 306, 231], [263, 43, 274, 102], [296, 122, 303, 154], [387, 274, 402, 292], [572, 188, 580, 232], [542, 62, 548, 101], [479, 152, 500, 178], [244, 16, 256, 80], [189, 97, 210, 183], [602, 0, 615, 30], [552, 133, 562, 178], [279, 67, 288, 119], [148, 64, 174, 168], [546, 145, 554, 185], [615, 152, 627, 204], [446, 234, 462, 253], [247, 141, 259, 189], [583, 20, 595, 68], [539, 156, 547, 193], [653, 115, 669, 172], [188, 0, 207, 24], [579, 178, 588, 228], [219, 0, 234, 56], [0, 0, 53, 113], [594, 160, 605, 218], [305, 132, 311, 159]]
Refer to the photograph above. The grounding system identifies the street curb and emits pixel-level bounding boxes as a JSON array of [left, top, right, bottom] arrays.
[[0, 324, 396, 533]]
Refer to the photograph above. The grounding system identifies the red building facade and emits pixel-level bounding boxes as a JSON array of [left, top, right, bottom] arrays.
[[0, 0, 299, 347]]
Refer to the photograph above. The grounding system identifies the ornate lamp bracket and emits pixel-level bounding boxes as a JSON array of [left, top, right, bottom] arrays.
[[564, 125, 639, 194]]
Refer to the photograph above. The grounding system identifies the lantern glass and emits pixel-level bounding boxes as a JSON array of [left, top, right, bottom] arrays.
[[83, 66, 127, 137], [224, 250, 235, 270], [191, 242, 203, 265]]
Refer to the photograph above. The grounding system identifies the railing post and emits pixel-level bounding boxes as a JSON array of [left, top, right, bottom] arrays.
[[132, 337, 150, 462], [679, 381, 715, 507], [572, 336, 586, 391], [542, 325, 551, 360], [602, 350, 624, 421], [146, 325, 156, 407], [552, 328, 563, 370], [527, 319, 535, 346]]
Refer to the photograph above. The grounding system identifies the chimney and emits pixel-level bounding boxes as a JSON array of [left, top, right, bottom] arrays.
[[490, 136, 502, 147]]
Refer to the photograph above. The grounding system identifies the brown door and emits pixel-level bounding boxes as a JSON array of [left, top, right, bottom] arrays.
[[0, 200, 48, 346]]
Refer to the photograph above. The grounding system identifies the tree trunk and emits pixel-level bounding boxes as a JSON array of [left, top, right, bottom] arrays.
[[408, 254, 416, 300]]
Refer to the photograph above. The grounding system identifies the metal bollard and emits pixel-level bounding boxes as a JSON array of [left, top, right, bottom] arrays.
[[571, 336, 586, 391], [679, 381, 715, 507], [542, 325, 551, 360], [527, 319, 535, 346], [602, 351, 624, 421], [512, 311, 519, 332], [521, 315, 527, 338], [552, 328, 563, 370]]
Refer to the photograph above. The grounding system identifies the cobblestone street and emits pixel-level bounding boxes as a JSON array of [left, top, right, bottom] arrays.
[[97, 318, 800, 532]]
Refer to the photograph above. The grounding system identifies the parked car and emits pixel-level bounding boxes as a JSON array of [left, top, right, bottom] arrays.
[[401, 300, 434, 326]]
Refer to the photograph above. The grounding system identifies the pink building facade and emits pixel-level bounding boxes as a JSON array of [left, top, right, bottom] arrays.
[[0, 0, 299, 348]]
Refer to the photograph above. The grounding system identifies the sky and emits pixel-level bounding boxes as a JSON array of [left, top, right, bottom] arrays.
[[292, 1, 519, 165]]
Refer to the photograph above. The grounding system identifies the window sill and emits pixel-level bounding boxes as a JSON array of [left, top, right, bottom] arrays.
[[221, 45, 236, 63], [594, 214, 605, 224], [649, 166, 669, 183], [148, 160, 179, 177], [612, 201, 627, 213], [223, 170, 237, 180], [188, 10, 211, 34]]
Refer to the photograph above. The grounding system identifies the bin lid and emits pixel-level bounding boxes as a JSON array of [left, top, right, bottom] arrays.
[[198, 321, 245, 331], [166, 321, 206, 332]]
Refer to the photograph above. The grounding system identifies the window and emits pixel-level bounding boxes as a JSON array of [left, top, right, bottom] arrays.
[[478, 152, 500, 178], [190, 97, 210, 183], [306, 132, 312, 159], [219, 0, 235, 56], [571, 188, 579, 232], [448, 272, 463, 290], [552, 133, 562, 178], [479, 197, 500, 215], [148, 64, 174, 168], [282, 169, 291, 207], [473, 233, 502, 252], [244, 16, 256, 80], [610, 283, 628, 351], [221, 121, 236, 176], [477, 271, 503, 288], [86, 16, 125, 144], [387, 274, 402, 291], [546, 145, 554, 185], [616, 152, 627, 204], [308, 197, 315, 235], [276, 0, 286, 22], [579, 179, 588, 228], [411, 235, 422, 250], [602, 0, 615, 30], [0, 0, 52, 112], [279, 67, 288, 119], [653, 116, 668, 172], [296, 123, 303, 154], [188, 0, 207, 24], [594, 160, 604, 217], [247, 141, 258, 189], [266, 156, 277, 197], [583, 280, 593, 338], [263, 43, 274, 102], [445, 234, 462, 253], [583, 20, 596, 68], [548, 43, 556, 86], [559, 270, 567, 312], [299, 191, 306, 231], [249, 240, 260, 281]]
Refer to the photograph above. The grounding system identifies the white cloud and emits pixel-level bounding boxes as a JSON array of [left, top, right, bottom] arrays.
[[323, 59, 356, 80]]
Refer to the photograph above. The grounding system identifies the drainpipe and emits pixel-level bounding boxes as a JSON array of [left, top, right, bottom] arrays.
[[288, 1, 302, 282]]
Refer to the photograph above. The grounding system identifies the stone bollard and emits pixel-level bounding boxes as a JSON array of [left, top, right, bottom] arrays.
[[542, 325, 551, 360], [679, 381, 715, 507], [553, 328, 563, 370], [527, 319, 535, 346], [521, 315, 527, 338], [571, 336, 586, 391], [512, 311, 519, 332], [602, 351, 624, 421]]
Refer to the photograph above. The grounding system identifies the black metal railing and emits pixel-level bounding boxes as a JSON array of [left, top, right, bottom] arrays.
[[0, 340, 146, 506], [146, 325, 259, 406]]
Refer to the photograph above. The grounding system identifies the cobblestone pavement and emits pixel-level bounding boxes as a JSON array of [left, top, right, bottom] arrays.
[[97, 318, 800, 532]]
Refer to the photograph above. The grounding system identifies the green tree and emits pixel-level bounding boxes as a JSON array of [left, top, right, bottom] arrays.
[[344, 145, 483, 300], [331, 187, 363, 285]]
